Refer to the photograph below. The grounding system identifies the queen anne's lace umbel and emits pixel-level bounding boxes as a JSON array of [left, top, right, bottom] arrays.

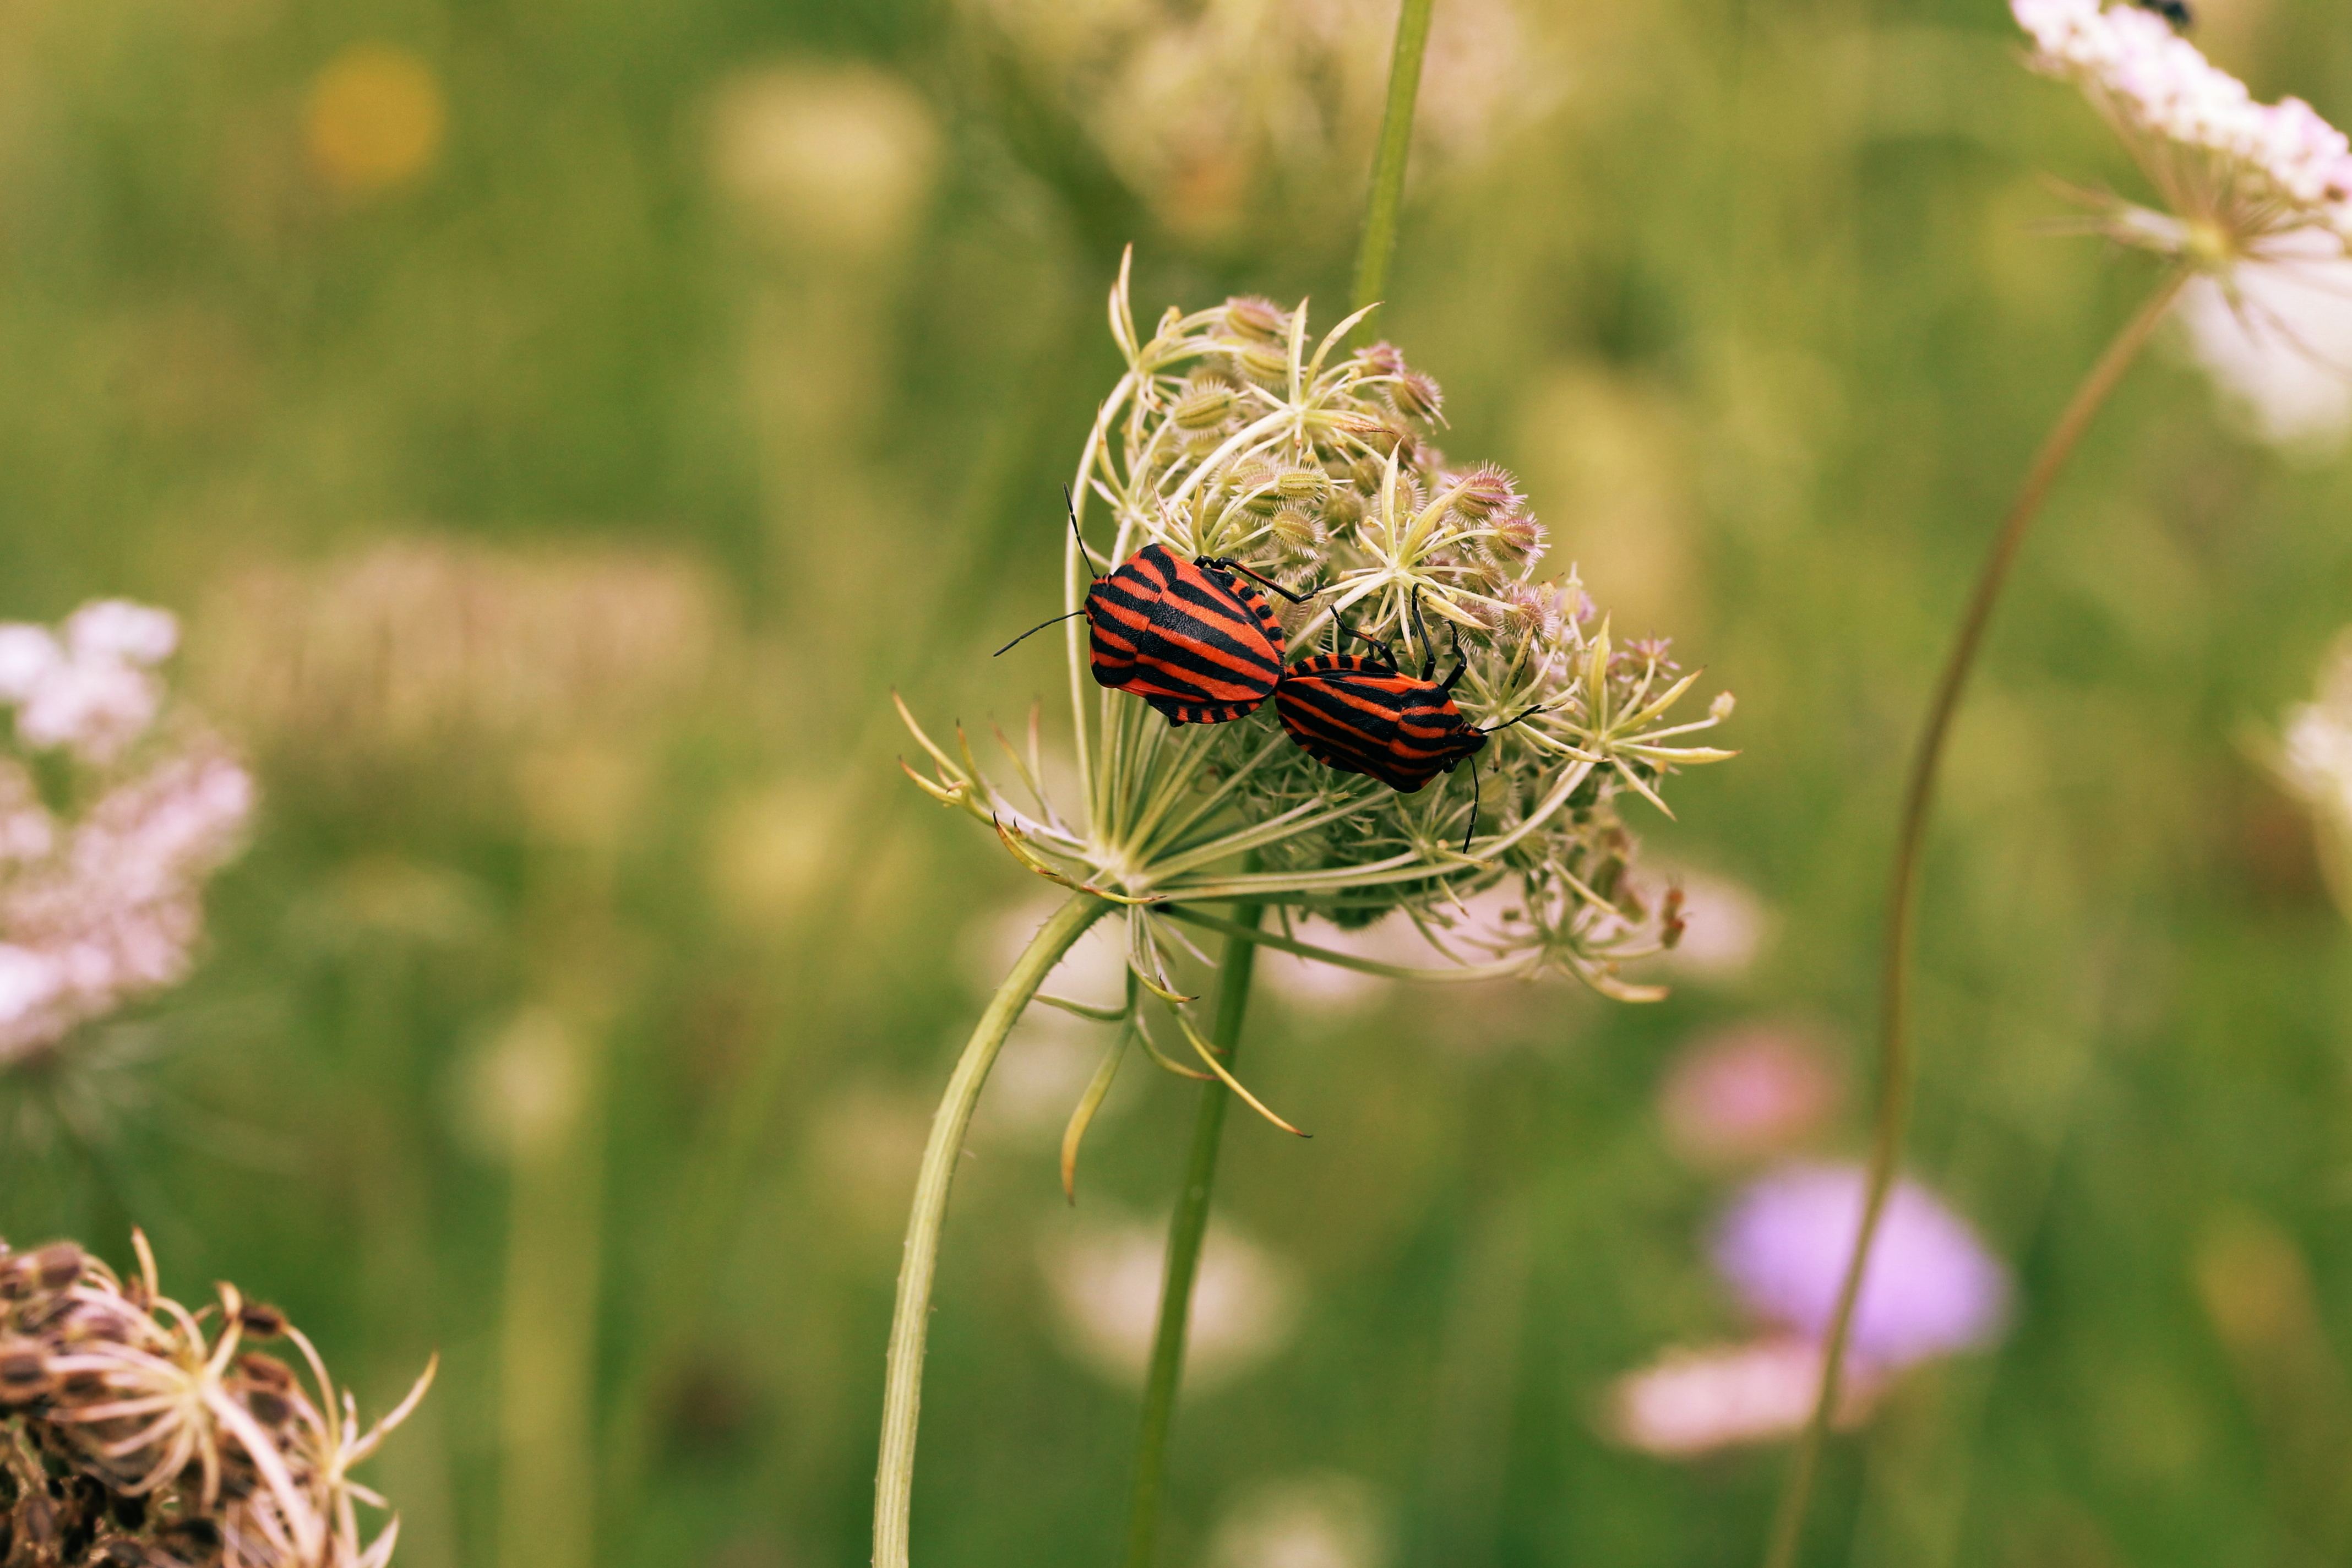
[[903, 257, 1734, 1013], [2013, 0, 2352, 249]]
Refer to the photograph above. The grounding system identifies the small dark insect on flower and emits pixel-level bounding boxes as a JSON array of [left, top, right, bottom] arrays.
[[2129, 0, 2192, 28]]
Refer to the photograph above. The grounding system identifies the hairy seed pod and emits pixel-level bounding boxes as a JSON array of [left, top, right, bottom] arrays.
[[1450, 462, 1522, 521], [1321, 488, 1365, 532], [1222, 296, 1289, 343], [1485, 512, 1549, 564], [1387, 371, 1444, 421], [1273, 467, 1329, 505], [1269, 509, 1323, 556], [1172, 386, 1238, 431], [1231, 341, 1290, 388]]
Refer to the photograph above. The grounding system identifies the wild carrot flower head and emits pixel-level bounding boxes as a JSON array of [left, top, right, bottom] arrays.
[[2013, 0, 2352, 265], [0, 1229, 432, 1567], [902, 254, 1733, 1007], [0, 602, 253, 1071]]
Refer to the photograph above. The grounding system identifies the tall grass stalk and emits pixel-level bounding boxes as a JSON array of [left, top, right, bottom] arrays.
[[1760, 265, 2188, 1568]]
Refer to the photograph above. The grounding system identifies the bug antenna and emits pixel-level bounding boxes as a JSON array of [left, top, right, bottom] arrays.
[[1065, 486, 1106, 578], [1476, 701, 1550, 736], [994, 609, 1088, 657]]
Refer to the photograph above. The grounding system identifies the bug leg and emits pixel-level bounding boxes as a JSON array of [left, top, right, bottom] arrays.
[[1208, 557, 1323, 606], [1460, 759, 1482, 854]]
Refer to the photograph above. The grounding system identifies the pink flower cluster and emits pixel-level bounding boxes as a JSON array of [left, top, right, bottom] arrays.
[[2012, 0, 2352, 241], [0, 602, 253, 1064]]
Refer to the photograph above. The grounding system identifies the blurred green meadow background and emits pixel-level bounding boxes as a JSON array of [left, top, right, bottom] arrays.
[[6, 0, 2352, 1564]]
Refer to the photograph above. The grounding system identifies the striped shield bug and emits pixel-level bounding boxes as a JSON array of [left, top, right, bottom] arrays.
[[1275, 602, 1545, 848], [997, 491, 1316, 726]]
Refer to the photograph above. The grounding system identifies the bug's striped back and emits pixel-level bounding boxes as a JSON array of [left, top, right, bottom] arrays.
[[1274, 653, 1487, 792], [1085, 543, 1287, 725]]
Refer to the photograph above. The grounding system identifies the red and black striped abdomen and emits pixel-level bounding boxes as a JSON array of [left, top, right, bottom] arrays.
[[1274, 654, 1487, 792], [1085, 543, 1287, 725]]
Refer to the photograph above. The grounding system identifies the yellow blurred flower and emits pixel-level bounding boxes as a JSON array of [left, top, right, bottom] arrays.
[[304, 42, 445, 195]]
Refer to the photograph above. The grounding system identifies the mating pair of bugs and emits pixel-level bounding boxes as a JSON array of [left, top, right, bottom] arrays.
[[999, 497, 1539, 826]]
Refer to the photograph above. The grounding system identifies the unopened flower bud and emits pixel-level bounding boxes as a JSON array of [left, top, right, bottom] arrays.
[[1710, 691, 1738, 720], [1222, 295, 1289, 343], [1450, 463, 1522, 521], [1173, 386, 1238, 429]]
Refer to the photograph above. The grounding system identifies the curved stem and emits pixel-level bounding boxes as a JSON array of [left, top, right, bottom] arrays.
[[1124, 895, 1266, 1568], [1350, 0, 1437, 319], [874, 891, 1113, 1568], [1761, 266, 2187, 1568]]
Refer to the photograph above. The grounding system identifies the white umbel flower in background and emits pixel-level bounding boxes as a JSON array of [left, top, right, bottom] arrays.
[[2178, 228, 2352, 455], [0, 601, 253, 1064], [2012, 0, 2352, 453]]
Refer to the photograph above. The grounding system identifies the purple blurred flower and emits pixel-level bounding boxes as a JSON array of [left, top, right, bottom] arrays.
[[1712, 1163, 2009, 1370]]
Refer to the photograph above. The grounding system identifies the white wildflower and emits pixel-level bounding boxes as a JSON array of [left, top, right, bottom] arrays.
[[0, 602, 254, 1065], [2014, 0, 2352, 248]]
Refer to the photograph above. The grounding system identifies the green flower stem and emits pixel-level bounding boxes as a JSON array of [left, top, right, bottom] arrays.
[[1350, 0, 1436, 319], [1124, 894, 1267, 1568], [875, 891, 1113, 1568], [1760, 265, 2188, 1568]]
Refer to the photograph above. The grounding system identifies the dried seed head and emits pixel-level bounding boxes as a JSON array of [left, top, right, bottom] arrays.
[[1222, 295, 1289, 342], [237, 1301, 288, 1339], [32, 1245, 83, 1292], [0, 1341, 49, 1401]]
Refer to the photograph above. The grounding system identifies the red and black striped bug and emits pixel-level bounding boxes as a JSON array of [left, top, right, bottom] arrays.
[[997, 491, 1316, 726], [1275, 602, 1544, 848]]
